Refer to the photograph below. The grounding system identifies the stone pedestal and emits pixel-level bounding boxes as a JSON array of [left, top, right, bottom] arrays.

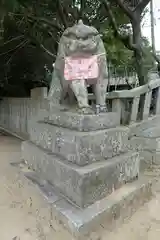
[[130, 123, 160, 171], [22, 141, 140, 207], [20, 109, 155, 239], [45, 110, 121, 131], [22, 110, 140, 207]]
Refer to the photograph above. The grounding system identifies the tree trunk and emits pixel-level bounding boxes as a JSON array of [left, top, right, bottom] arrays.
[[79, 0, 85, 19], [132, 19, 146, 86], [0, 11, 5, 42], [132, 18, 147, 120], [150, 0, 160, 75], [150, 0, 156, 53], [0, 0, 5, 42]]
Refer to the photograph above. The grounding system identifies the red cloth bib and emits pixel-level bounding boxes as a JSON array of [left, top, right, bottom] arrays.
[[64, 55, 99, 81]]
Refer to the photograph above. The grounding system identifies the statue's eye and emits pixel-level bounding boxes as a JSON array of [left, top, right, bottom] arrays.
[[69, 34, 77, 40], [77, 36, 88, 41]]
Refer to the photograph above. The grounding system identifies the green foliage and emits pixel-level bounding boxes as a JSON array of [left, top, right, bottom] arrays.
[[103, 29, 133, 67], [0, 0, 154, 96], [142, 36, 155, 72]]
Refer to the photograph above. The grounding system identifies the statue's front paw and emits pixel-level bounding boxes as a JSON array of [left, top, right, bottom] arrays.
[[96, 105, 108, 114], [78, 107, 94, 115]]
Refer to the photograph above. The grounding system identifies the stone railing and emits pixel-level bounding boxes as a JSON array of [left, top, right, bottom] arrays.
[[0, 78, 160, 139], [89, 78, 160, 125]]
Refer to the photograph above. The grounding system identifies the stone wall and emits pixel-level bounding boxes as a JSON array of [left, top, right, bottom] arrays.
[[0, 88, 48, 139], [1, 82, 160, 174]]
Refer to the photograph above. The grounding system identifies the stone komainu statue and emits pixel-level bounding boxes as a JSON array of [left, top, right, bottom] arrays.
[[48, 20, 108, 113]]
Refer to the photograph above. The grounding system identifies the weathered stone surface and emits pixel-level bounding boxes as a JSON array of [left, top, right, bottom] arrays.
[[139, 150, 160, 171], [133, 126, 160, 138], [143, 91, 152, 120], [43, 110, 120, 131], [129, 124, 160, 171], [24, 171, 63, 204], [48, 20, 109, 112], [21, 141, 139, 207], [130, 96, 140, 123], [129, 115, 160, 138], [29, 122, 129, 166], [22, 169, 153, 240], [130, 136, 160, 152]]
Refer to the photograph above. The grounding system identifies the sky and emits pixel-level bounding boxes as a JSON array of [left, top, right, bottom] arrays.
[[142, 0, 160, 51]]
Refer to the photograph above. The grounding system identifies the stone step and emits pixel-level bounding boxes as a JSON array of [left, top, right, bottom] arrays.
[[44, 110, 120, 131], [130, 129, 160, 171], [130, 119, 160, 140], [21, 140, 140, 208], [139, 151, 160, 171], [129, 115, 160, 138], [19, 166, 153, 240], [29, 122, 129, 166], [130, 136, 160, 152], [136, 126, 160, 138]]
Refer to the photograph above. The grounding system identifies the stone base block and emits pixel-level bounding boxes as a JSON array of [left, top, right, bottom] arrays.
[[29, 122, 129, 166], [130, 135, 160, 152], [20, 168, 153, 240], [129, 124, 160, 172], [21, 141, 140, 208], [139, 150, 160, 171], [44, 110, 120, 131], [129, 115, 160, 138], [135, 126, 160, 138]]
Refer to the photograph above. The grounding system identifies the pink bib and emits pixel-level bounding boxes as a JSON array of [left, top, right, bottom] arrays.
[[64, 55, 99, 81]]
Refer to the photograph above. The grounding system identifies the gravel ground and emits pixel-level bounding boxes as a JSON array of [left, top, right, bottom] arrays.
[[1, 134, 160, 240]]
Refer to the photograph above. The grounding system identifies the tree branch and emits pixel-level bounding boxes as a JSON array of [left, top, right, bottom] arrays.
[[115, 0, 134, 19], [56, 0, 68, 28], [0, 39, 29, 56], [11, 13, 63, 32], [152, 52, 160, 64], [102, 0, 137, 51], [79, 0, 85, 19], [2, 35, 24, 46], [102, 0, 120, 35], [6, 40, 29, 65], [40, 44, 56, 58], [135, 0, 151, 13], [15, 25, 57, 59]]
